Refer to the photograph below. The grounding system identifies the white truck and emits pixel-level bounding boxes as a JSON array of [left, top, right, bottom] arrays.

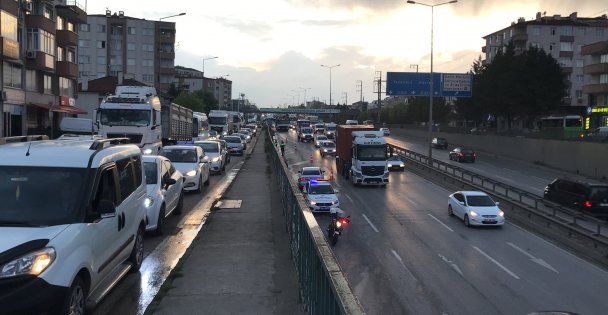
[[96, 86, 193, 154], [208, 110, 234, 136], [335, 125, 389, 187]]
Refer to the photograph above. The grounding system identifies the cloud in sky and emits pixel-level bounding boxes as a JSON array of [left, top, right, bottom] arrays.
[[86, 0, 607, 107]]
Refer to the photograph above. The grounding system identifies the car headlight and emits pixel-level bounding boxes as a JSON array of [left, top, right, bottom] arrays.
[[332, 200, 339, 205], [400, 163, 404, 167], [469, 210, 479, 217], [387, 163, 393, 167], [211, 157, 220, 163], [498, 210, 505, 217], [310, 201, 316, 205], [0, 248, 56, 278], [142, 148, 153, 155], [186, 170, 197, 177], [323, 149, 328, 152], [144, 196, 154, 208]]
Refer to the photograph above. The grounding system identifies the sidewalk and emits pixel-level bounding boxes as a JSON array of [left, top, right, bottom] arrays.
[[151, 131, 304, 315]]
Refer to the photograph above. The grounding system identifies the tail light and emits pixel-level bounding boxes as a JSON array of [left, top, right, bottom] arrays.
[[584, 200, 592, 208], [459, 153, 463, 157], [339, 218, 350, 226], [299, 177, 306, 181]]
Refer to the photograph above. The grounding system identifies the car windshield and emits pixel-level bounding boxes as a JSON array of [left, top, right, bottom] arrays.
[[302, 128, 313, 133], [196, 142, 219, 153], [224, 137, 241, 143], [160, 149, 198, 163], [317, 136, 328, 141], [590, 186, 608, 202], [466, 195, 495, 206], [0, 166, 87, 226], [308, 184, 334, 194], [321, 142, 335, 148], [144, 162, 158, 185], [326, 126, 336, 131], [99, 109, 150, 126], [388, 156, 402, 161], [302, 169, 322, 176]]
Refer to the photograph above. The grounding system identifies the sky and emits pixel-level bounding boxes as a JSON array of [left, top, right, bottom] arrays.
[[86, 0, 608, 108]]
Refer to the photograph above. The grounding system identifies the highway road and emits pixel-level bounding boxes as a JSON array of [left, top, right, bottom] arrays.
[[277, 128, 608, 315]]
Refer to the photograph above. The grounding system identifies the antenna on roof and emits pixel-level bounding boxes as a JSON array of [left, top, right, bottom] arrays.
[[25, 141, 32, 156]]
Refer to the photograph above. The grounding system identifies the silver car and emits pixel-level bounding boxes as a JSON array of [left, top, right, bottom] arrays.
[[224, 136, 245, 155]]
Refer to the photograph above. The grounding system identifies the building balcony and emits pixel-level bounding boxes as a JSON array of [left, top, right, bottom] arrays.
[[158, 35, 175, 44], [0, 0, 18, 12], [158, 67, 176, 75], [25, 15, 56, 34], [1, 37, 20, 60], [561, 66, 573, 74], [56, 61, 78, 79], [158, 51, 175, 59], [560, 35, 575, 42], [482, 46, 486, 53], [55, 1, 87, 24], [25, 51, 54, 72], [583, 63, 608, 75], [581, 41, 608, 56], [559, 51, 573, 58], [583, 83, 608, 94], [511, 33, 528, 43], [56, 30, 78, 47]]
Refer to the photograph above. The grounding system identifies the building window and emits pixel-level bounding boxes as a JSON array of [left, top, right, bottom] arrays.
[[576, 59, 583, 67], [97, 40, 105, 48], [578, 28, 586, 36], [97, 24, 106, 33], [79, 55, 90, 64], [26, 28, 55, 55], [128, 27, 136, 35], [80, 24, 90, 32], [559, 58, 572, 67], [66, 22, 74, 32], [43, 5, 53, 21], [3, 62, 22, 88], [127, 58, 135, 66], [56, 16, 64, 30], [576, 74, 584, 83], [601, 54, 608, 63], [111, 40, 122, 50], [78, 71, 90, 78], [576, 44, 582, 53], [532, 27, 540, 36], [97, 72, 106, 78], [160, 59, 173, 68], [0, 11, 18, 41], [59, 77, 73, 97], [575, 90, 583, 98], [57, 46, 63, 61], [160, 75, 173, 84], [529, 42, 540, 49], [142, 74, 154, 82], [97, 56, 105, 65], [601, 74, 608, 84], [560, 26, 573, 36], [25, 69, 36, 92], [142, 28, 153, 36], [597, 28, 605, 37], [142, 59, 153, 67], [159, 44, 174, 53], [560, 42, 573, 51], [127, 42, 136, 51], [550, 27, 556, 35], [110, 55, 122, 66], [78, 39, 89, 47], [111, 25, 123, 35], [43, 74, 52, 94], [142, 44, 154, 52]]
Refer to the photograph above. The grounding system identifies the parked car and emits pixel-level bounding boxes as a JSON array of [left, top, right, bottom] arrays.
[[449, 147, 476, 163], [314, 134, 329, 147], [432, 137, 448, 149], [143, 155, 184, 234], [448, 191, 505, 227], [297, 166, 325, 189], [543, 178, 608, 217], [303, 180, 340, 213], [387, 155, 405, 171], [380, 127, 390, 136], [0, 137, 147, 314], [319, 140, 336, 157], [224, 135, 245, 155], [194, 140, 226, 174], [159, 145, 210, 193]]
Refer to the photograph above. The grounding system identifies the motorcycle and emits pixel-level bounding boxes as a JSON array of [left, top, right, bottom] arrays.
[[327, 207, 350, 246]]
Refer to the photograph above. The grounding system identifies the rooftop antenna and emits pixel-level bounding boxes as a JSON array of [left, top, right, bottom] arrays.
[[25, 141, 32, 156]]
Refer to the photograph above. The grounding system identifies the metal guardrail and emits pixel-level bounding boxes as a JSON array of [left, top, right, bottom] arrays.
[[266, 127, 365, 315], [388, 143, 608, 266]]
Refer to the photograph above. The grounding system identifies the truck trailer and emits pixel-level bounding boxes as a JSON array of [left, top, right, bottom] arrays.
[[335, 125, 389, 186]]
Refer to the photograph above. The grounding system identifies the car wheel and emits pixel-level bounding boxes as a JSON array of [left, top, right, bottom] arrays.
[[448, 205, 454, 216], [60, 275, 86, 315], [128, 226, 144, 272], [155, 205, 165, 235], [197, 175, 203, 193], [204, 171, 211, 185], [175, 192, 184, 215], [464, 214, 471, 227]]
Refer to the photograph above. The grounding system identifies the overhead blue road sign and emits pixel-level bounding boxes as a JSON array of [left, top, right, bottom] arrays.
[[386, 72, 472, 97]]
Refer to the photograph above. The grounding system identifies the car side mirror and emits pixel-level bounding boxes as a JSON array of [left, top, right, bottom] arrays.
[[458, 201, 465, 206], [334, 189, 339, 193], [165, 178, 177, 186], [201, 156, 210, 163], [495, 201, 500, 206]]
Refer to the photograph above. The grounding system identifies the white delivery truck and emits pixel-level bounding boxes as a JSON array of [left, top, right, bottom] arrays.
[[208, 110, 234, 135]]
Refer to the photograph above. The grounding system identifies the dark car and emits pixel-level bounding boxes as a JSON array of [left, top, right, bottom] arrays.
[[543, 178, 608, 217], [432, 137, 448, 149], [449, 147, 476, 163]]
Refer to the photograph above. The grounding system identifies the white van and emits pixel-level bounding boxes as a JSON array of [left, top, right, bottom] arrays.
[[0, 137, 147, 314], [60, 117, 98, 135], [345, 119, 359, 125]]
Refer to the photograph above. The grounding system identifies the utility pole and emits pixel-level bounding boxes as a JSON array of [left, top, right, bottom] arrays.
[[356, 80, 363, 108], [374, 71, 384, 123]]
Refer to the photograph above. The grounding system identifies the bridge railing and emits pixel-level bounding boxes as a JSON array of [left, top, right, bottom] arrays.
[[266, 127, 365, 315]]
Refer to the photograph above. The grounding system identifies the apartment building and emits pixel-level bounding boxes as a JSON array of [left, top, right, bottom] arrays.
[[77, 10, 177, 93], [482, 12, 608, 108], [174, 65, 232, 109], [0, 0, 86, 138]]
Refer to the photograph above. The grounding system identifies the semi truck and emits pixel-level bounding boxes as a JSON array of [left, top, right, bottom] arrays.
[[335, 125, 389, 187], [96, 86, 192, 153], [276, 117, 291, 132], [208, 110, 234, 135]]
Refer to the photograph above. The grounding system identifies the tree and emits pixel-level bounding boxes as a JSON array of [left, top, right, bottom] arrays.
[[405, 97, 450, 124], [455, 56, 486, 127], [173, 90, 219, 114]]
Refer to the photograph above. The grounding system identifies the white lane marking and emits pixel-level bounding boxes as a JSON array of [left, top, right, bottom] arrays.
[[403, 194, 419, 206], [290, 161, 309, 167], [361, 213, 379, 233], [438, 253, 463, 277], [473, 246, 520, 280], [507, 242, 559, 273], [345, 193, 354, 203], [502, 167, 517, 173], [391, 250, 418, 281], [428, 214, 454, 232]]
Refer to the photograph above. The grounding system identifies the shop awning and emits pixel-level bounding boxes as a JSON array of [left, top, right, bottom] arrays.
[[28, 103, 87, 115]]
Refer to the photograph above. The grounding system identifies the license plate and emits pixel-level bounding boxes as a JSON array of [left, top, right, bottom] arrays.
[[319, 207, 329, 211], [483, 220, 497, 224]]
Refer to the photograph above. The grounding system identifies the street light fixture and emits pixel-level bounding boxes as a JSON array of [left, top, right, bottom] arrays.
[[320, 64, 340, 106], [159, 12, 186, 20], [202, 56, 219, 78], [406, 0, 457, 165]]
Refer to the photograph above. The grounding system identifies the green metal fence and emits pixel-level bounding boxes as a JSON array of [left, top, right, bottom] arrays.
[[265, 127, 365, 315]]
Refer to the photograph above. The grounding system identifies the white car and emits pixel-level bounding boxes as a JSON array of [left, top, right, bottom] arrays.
[[303, 180, 340, 213], [143, 155, 184, 234], [380, 127, 390, 136], [159, 145, 210, 193], [314, 134, 329, 147], [448, 191, 505, 227], [194, 140, 225, 174]]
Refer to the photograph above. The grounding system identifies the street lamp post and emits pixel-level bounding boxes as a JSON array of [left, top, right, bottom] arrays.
[[321, 64, 340, 106], [299, 87, 311, 107], [159, 12, 186, 20], [202, 56, 218, 78], [406, 0, 456, 165]]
